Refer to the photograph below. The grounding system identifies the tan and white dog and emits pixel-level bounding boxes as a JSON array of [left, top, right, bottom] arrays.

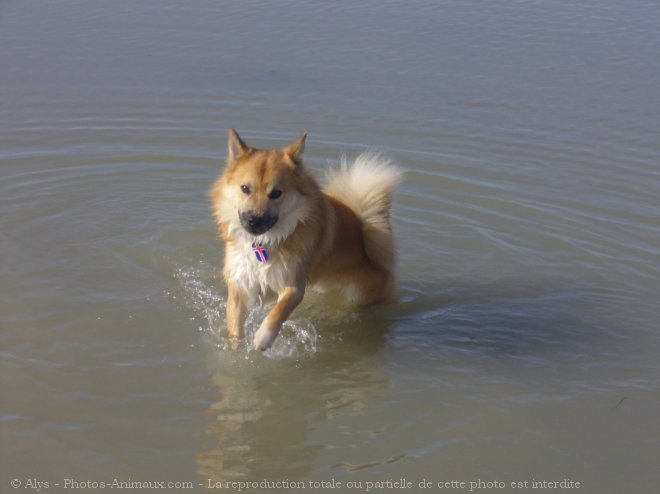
[[210, 129, 403, 350]]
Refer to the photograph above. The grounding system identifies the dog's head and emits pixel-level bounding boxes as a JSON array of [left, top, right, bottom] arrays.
[[211, 129, 316, 244]]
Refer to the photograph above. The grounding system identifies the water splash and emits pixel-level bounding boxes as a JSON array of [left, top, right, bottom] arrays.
[[244, 303, 317, 359], [172, 263, 317, 360]]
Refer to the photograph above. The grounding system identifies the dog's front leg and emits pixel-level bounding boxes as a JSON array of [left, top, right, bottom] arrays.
[[226, 284, 248, 349], [253, 283, 305, 351]]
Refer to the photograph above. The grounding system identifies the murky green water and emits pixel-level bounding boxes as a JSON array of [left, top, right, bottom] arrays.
[[2, 1, 660, 493]]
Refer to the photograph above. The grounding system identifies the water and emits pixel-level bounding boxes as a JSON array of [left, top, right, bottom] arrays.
[[2, 0, 659, 492]]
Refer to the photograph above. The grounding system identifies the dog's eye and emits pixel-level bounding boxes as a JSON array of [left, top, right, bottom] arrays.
[[240, 185, 250, 195], [268, 189, 283, 200]]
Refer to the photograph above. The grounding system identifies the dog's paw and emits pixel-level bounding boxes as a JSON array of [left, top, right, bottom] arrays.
[[253, 325, 277, 351], [224, 337, 241, 351]]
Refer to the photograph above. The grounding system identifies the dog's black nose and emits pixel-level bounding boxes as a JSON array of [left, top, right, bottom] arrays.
[[248, 216, 261, 228], [240, 211, 278, 235]]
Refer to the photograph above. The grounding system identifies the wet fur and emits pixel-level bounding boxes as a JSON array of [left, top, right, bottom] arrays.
[[210, 129, 403, 350]]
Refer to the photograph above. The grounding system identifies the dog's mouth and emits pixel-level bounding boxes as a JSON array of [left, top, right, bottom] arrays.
[[239, 211, 279, 235]]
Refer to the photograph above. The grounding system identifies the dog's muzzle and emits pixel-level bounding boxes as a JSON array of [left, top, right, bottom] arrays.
[[239, 211, 278, 235]]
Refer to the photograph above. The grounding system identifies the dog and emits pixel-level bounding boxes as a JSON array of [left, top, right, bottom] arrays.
[[210, 129, 403, 351]]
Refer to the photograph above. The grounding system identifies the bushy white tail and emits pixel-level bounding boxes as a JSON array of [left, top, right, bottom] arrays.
[[323, 153, 404, 272]]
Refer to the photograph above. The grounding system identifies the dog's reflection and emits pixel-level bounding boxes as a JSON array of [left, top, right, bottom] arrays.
[[195, 310, 390, 482]]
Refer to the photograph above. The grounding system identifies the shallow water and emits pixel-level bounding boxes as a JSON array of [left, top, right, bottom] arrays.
[[2, 1, 660, 492]]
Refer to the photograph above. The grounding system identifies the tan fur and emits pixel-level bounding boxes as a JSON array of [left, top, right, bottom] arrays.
[[210, 129, 403, 350]]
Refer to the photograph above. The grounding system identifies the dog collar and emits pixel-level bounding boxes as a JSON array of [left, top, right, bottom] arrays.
[[251, 242, 269, 263]]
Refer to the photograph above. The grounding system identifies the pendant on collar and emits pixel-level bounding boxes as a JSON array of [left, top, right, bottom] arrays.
[[251, 242, 269, 263]]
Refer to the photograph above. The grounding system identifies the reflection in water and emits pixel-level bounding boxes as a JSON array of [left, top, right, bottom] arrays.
[[197, 360, 317, 481], [175, 262, 391, 481], [196, 336, 389, 482]]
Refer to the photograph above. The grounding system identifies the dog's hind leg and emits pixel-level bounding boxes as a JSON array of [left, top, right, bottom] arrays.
[[344, 264, 394, 305]]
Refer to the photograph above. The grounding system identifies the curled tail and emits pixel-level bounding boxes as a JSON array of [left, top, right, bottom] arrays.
[[323, 152, 404, 273]]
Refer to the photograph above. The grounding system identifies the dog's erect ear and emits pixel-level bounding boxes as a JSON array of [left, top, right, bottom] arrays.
[[284, 131, 307, 163], [227, 128, 249, 161]]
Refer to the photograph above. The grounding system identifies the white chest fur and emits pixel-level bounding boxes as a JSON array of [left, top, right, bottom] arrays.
[[224, 242, 295, 297]]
